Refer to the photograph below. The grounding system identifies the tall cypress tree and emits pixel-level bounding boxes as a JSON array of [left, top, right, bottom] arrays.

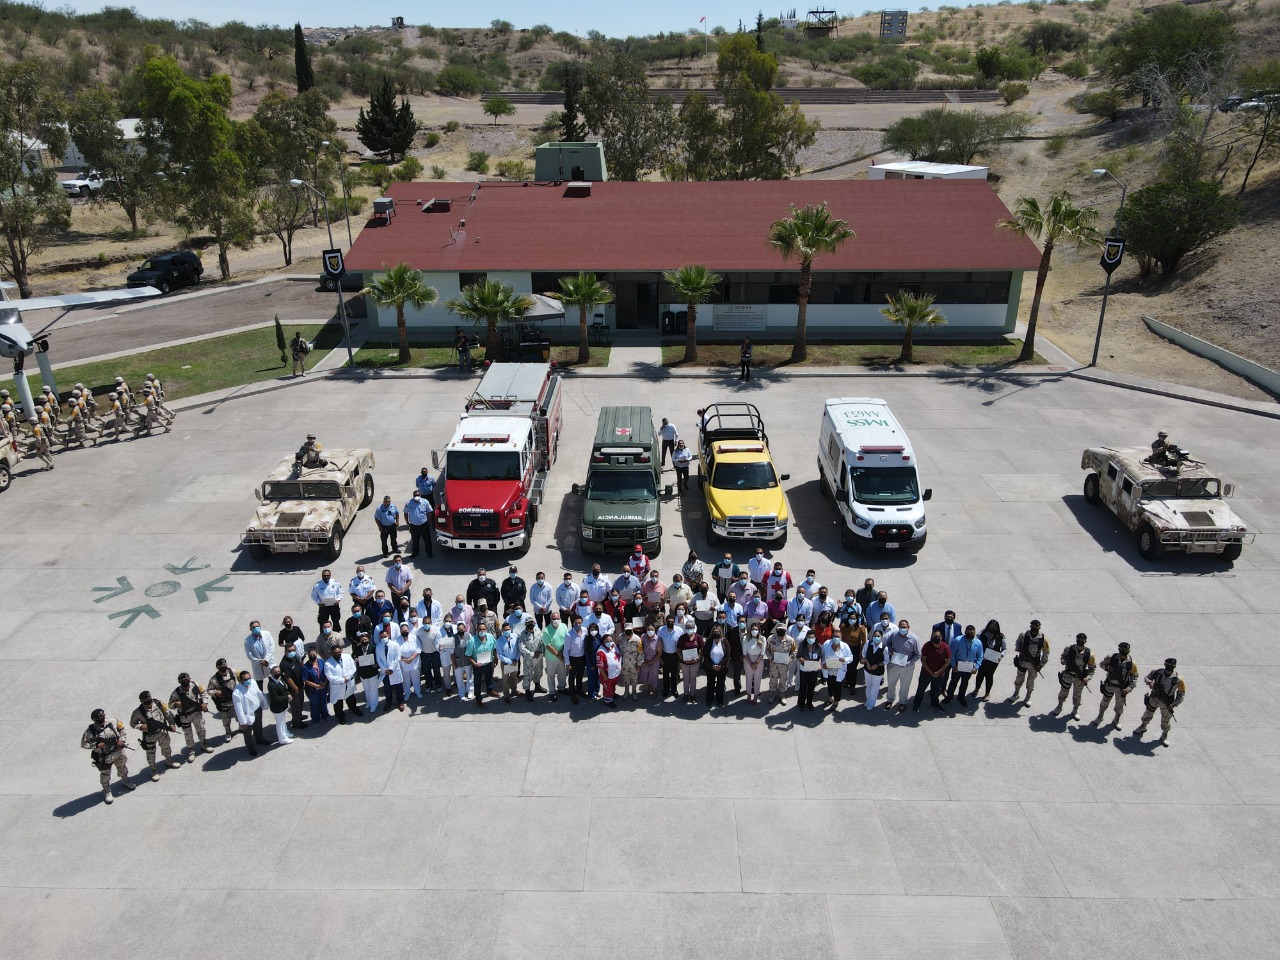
[[294, 23, 314, 93], [356, 77, 418, 161]]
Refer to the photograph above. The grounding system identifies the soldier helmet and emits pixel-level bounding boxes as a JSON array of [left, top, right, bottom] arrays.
[[109, 392, 118, 399], [145, 374, 155, 381], [90, 708, 106, 722], [1, 403, 9, 413], [1075, 632, 1087, 642], [1118, 642, 1131, 654], [306, 433, 317, 441], [138, 690, 152, 702], [71, 389, 82, 398], [1164, 657, 1177, 669], [215, 658, 228, 669], [74, 382, 84, 389], [1157, 431, 1168, 438], [28, 417, 37, 425], [114, 376, 124, 384], [177, 672, 191, 683], [41, 385, 52, 393], [1030, 619, 1041, 628]]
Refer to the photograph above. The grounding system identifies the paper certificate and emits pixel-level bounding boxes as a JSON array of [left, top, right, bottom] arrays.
[[889, 652, 910, 667], [825, 658, 844, 671], [357, 654, 375, 668], [477, 650, 493, 665], [956, 661, 975, 674], [983, 648, 1003, 664], [681, 648, 700, 663], [801, 659, 821, 672], [772, 651, 790, 664], [695, 600, 712, 613], [502, 663, 519, 676]]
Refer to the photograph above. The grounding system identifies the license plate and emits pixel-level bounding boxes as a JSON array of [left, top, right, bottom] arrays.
[[885, 542, 900, 550]]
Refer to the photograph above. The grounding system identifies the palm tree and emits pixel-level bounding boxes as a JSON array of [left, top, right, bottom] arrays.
[[768, 203, 855, 363], [553, 272, 614, 364], [444, 278, 535, 358], [361, 262, 438, 364], [999, 191, 1101, 362], [880, 290, 947, 364], [663, 264, 722, 363]]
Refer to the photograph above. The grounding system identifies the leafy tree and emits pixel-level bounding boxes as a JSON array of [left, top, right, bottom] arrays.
[[881, 290, 947, 363], [974, 47, 1003, 87], [713, 34, 818, 180], [580, 53, 675, 181], [356, 76, 417, 161], [999, 191, 1100, 362], [67, 84, 161, 234], [882, 108, 1029, 164], [767, 203, 855, 363], [133, 55, 257, 280], [0, 60, 71, 299], [1077, 90, 1125, 122], [560, 60, 585, 141], [553, 272, 614, 364], [483, 95, 516, 125], [1125, 179, 1239, 277], [445, 278, 535, 357], [1000, 82, 1030, 106], [362, 262, 438, 363], [249, 89, 338, 190], [293, 23, 314, 93], [1101, 5, 1236, 103], [663, 265, 722, 363], [669, 92, 727, 180], [1022, 21, 1089, 56], [434, 65, 484, 97], [257, 182, 308, 265]]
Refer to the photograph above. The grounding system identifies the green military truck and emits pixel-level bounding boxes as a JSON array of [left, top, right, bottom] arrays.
[[574, 406, 668, 557]]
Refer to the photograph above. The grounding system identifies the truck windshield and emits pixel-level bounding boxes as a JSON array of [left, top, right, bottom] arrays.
[[712, 462, 778, 490], [850, 466, 920, 505], [263, 481, 341, 500], [1143, 478, 1220, 498], [447, 451, 521, 481], [586, 470, 656, 501]]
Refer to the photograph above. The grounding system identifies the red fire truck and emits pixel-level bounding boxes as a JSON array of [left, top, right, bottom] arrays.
[[432, 362, 564, 552]]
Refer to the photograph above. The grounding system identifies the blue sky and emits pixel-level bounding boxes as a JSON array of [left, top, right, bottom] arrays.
[[69, 2, 892, 39]]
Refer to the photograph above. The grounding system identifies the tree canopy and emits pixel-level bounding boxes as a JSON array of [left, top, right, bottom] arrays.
[[356, 76, 417, 161], [882, 108, 1029, 165]]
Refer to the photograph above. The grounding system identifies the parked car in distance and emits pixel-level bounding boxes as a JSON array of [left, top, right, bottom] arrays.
[[126, 252, 203, 294], [62, 171, 108, 197], [320, 271, 365, 293]]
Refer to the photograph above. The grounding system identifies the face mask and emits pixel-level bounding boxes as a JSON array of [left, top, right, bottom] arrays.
[[589, 629, 598, 636], [750, 629, 759, 636], [322, 627, 332, 635], [646, 629, 655, 637], [308, 653, 317, 661], [251, 627, 261, 636], [394, 561, 401, 569], [383, 616, 392, 623], [271, 672, 281, 679], [611, 594, 619, 601], [536, 578, 545, 585], [287, 651, 298, 659]]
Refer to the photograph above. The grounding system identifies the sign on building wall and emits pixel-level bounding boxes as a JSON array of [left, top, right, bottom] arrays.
[[712, 304, 767, 332]]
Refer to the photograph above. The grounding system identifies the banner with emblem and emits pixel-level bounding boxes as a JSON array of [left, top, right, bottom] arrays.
[[1099, 238, 1125, 276], [322, 248, 346, 279]]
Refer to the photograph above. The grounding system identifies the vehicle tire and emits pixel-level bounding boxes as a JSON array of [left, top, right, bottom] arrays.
[[323, 526, 344, 562], [528, 502, 539, 525], [704, 513, 718, 546], [248, 544, 271, 561], [818, 460, 831, 498], [322, 278, 337, 292], [360, 474, 375, 508], [159, 281, 171, 295], [1137, 524, 1165, 560], [0, 461, 10, 493], [650, 539, 661, 560], [840, 523, 855, 550], [1083, 473, 1101, 505], [1221, 543, 1243, 562], [78, 186, 90, 198], [776, 530, 788, 549]]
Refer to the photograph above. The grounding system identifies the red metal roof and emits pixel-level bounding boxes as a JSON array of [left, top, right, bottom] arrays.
[[345, 179, 1042, 274]]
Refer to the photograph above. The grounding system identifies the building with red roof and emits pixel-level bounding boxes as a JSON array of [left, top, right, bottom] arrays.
[[343, 178, 1041, 340]]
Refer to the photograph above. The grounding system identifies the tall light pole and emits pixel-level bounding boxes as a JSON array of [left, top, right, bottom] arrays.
[[1089, 167, 1128, 368], [290, 178, 354, 368], [320, 140, 354, 247]]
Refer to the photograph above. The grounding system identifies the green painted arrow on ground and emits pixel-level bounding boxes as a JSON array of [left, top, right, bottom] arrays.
[[92, 576, 133, 603], [164, 557, 210, 576], [108, 605, 160, 628], [193, 575, 233, 603]]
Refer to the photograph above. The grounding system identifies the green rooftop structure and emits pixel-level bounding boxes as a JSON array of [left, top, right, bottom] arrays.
[[534, 141, 608, 182]]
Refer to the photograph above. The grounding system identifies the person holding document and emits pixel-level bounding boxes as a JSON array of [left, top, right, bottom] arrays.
[[973, 620, 1006, 701], [677, 617, 704, 704], [701, 626, 730, 708], [465, 625, 498, 709], [767, 624, 794, 704], [942, 624, 984, 709], [821, 633, 855, 711], [795, 630, 824, 711], [881, 620, 921, 716]]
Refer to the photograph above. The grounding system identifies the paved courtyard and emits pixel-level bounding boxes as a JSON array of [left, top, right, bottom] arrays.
[[1, 367, 1278, 960]]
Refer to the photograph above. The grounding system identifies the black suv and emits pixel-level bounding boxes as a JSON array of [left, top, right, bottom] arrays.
[[126, 252, 204, 294]]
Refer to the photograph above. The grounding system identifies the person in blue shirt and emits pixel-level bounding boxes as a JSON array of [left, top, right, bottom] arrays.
[[415, 466, 437, 507], [866, 591, 895, 630], [373, 495, 400, 556], [464, 627, 498, 709], [942, 624, 984, 709], [366, 590, 394, 625], [495, 625, 521, 704], [403, 490, 434, 559]]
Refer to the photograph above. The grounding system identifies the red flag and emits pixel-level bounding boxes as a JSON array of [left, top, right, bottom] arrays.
[[699, 15, 706, 23]]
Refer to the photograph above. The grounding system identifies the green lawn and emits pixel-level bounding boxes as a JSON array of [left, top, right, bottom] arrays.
[[661, 340, 1045, 368], [3, 322, 344, 403], [353, 344, 611, 370]]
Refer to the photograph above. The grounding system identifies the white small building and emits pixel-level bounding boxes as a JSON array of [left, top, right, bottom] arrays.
[[868, 161, 989, 181], [62, 119, 144, 170]]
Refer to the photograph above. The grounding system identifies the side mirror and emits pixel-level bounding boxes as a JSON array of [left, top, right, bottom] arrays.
[[923, 488, 933, 501], [779, 473, 791, 482], [1223, 482, 1234, 498], [253, 486, 262, 500], [431, 450, 440, 470], [571, 483, 581, 496]]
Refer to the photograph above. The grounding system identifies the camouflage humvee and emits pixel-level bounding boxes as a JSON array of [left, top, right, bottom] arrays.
[[1081, 446, 1251, 561], [242, 449, 376, 561], [0, 435, 20, 493]]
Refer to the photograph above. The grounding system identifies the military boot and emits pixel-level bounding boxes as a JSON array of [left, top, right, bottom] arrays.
[[1133, 724, 1147, 737], [103, 788, 114, 805], [149, 766, 160, 782], [525, 689, 533, 702]]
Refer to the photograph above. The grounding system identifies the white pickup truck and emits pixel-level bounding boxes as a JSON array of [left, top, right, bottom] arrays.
[[62, 171, 108, 197]]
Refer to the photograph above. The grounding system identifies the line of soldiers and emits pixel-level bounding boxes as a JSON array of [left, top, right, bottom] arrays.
[[1007, 626, 1187, 743], [0, 374, 175, 469]]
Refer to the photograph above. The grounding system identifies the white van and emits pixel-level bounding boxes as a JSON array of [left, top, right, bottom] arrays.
[[817, 398, 932, 552]]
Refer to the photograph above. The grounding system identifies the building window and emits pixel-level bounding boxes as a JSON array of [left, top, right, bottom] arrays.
[[459, 272, 487, 289], [769, 283, 799, 304], [531, 272, 573, 295]]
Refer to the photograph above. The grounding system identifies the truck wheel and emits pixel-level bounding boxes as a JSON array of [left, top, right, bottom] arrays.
[[704, 514, 718, 546], [818, 461, 831, 498], [840, 523, 855, 550], [324, 527, 344, 561], [650, 539, 661, 559], [248, 544, 271, 561], [0, 462, 10, 492], [1221, 543, 1242, 562], [159, 280, 171, 295], [1137, 524, 1165, 560], [78, 186, 90, 197], [360, 474, 375, 508], [1083, 473, 1101, 505], [776, 530, 788, 549], [322, 278, 337, 292]]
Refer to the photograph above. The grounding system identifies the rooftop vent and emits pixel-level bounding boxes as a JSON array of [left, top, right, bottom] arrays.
[[564, 181, 592, 198], [421, 198, 451, 213]]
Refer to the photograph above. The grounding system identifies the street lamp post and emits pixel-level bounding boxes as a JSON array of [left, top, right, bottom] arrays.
[[320, 140, 354, 247], [1089, 167, 1128, 368], [289, 178, 354, 368]]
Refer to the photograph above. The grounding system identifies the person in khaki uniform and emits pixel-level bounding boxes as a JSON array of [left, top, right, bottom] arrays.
[[207, 659, 238, 741], [114, 376, 135, 412], [1009, 619, 1049, 706], [144, 374, 175, 421], [1092, 642, 1138, 728], [766, 623, 793, 703], [130, 691, 182, 781], [27, 418, 53, 469], [81, 709, 136, 804], [1135, 658, 1186, 744], [105, 392, 127, 441], [1053, 633, 1096, 719], [168, 673, 211, 761], [134, 388, 171, 436]]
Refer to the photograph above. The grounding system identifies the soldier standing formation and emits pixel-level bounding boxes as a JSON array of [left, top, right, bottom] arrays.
[[1092, 642, 1138, 728], [1054, 633, 1096, 720], [81, 709, 136, 804], [1134, 658, 1186, 743]]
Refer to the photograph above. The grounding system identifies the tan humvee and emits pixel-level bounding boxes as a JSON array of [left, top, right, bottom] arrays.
[[242, 449, 376, 561], [0, 436, 20, 492], [1080, 446, 1251, 561]]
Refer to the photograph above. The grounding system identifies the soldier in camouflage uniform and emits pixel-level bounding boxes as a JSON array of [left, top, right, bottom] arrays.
[[518, 615, 544, 702], [114, 376, 134, 412], [65, 393, 89, 446], [27, 418, 53, 469], [767, 623, 793, 703], [1009, 619, 1050, 706], [1091, 642, 1138, 728], [1135, 658, 1186, 744], [207, 658, 237, 741], [134, 388, 170, 436], [105, 392, 127, 441], [1053, 633, 1096, 719], [74, 382, 100, 425], [144, 374, 175, 422], [168, 673, 211, 761], [130, 691, 182, 780], [81, 708, 136, 804]]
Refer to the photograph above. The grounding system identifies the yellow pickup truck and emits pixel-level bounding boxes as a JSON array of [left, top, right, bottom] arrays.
[[697, 403, 790, 546]]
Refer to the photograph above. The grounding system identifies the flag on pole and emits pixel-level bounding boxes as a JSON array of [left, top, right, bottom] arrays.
[[699, 15, 706, 23]]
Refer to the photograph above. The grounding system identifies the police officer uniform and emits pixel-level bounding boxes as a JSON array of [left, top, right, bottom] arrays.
[[1054, 633, 1096, 719], [1135, 658, 1186, 743], [501, 566, 527, 616], [1092, 643, 1139, 727], [207, 659, 238, 741], [1009, 620, 1050, 705], [81, 709, 136, 803], [129, 691, 182, 780], [168, 674, 210, 760]]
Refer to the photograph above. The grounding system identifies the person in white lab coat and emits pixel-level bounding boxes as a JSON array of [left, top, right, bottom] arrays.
[[377, 630, 405, 712], [324, 643, 360, 724], [398, 623, 423, 700], [231, 671, 266, 756]]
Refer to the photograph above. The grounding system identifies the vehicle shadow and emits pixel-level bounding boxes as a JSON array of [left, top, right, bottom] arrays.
[[1060, 494, 1240, 574]]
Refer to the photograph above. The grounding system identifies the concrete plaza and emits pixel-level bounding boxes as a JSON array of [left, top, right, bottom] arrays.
[[1, 366, 1277, 960]]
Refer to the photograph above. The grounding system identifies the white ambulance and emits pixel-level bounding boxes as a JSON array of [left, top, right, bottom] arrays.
[[817, 398, 932, 552]]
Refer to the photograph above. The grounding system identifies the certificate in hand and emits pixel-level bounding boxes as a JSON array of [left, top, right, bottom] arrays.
[[771, 651, 790, 664], [477, 650, 493, 665], [983, 648, 1003, 664], [681, 648, 700, 663], [357, 654, 375, 667], [824, 658, 843, 671], [956, 661, 975, 674], [800, 659, 821, 673], [889, 652, 910, 667]]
